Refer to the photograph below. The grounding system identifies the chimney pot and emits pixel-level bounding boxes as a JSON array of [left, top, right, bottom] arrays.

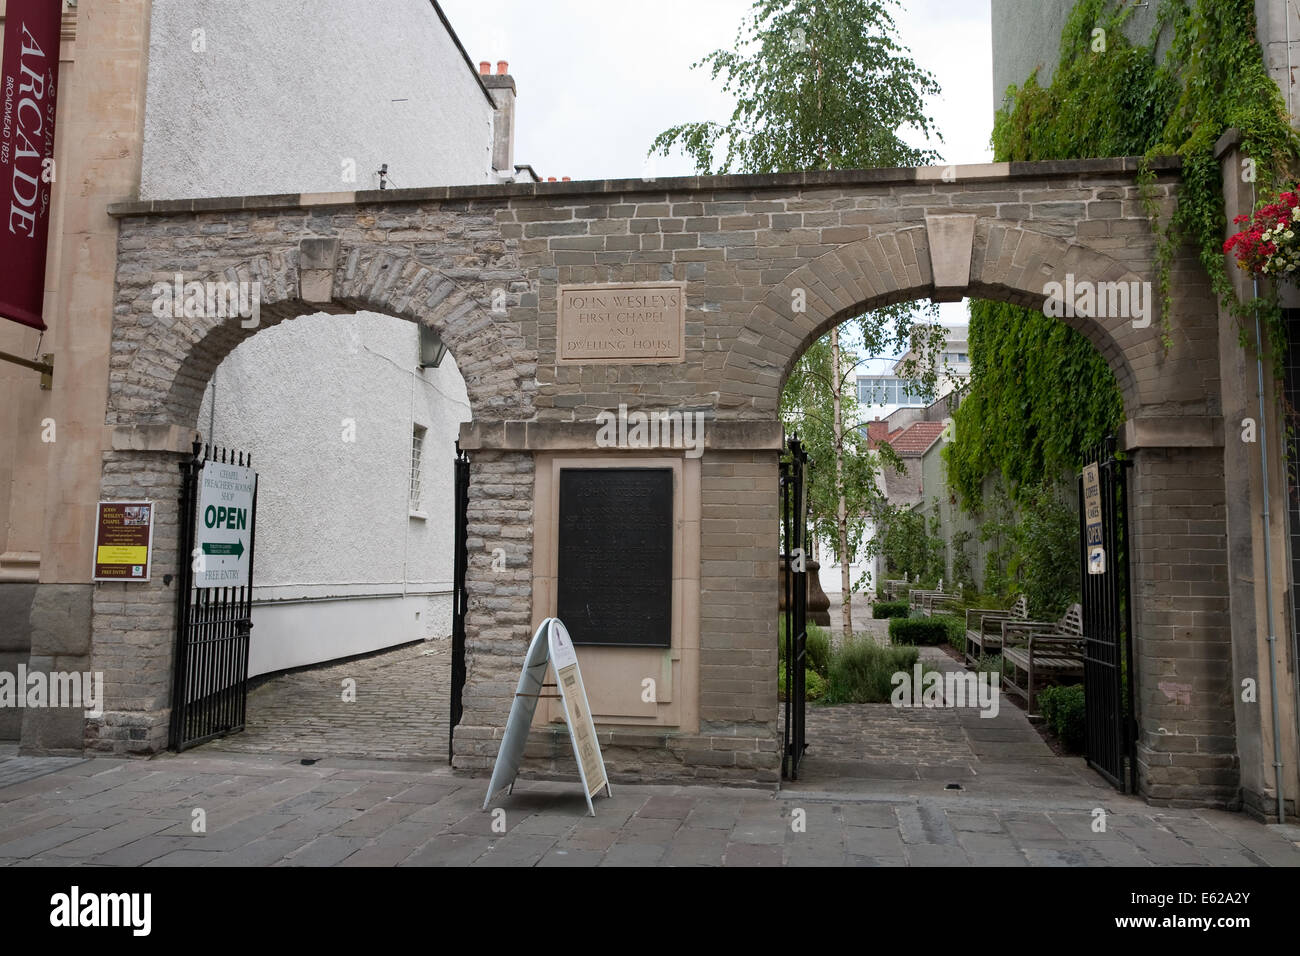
[[547, 177, 556, 182], [497, 60, 509, 75], [479, 60, 490, 75], [562, 176, 571, 182]]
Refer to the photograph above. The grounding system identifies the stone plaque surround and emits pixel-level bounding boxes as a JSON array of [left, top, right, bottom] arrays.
[[556, 282, 686, 364], [532, 453, 700, 731]]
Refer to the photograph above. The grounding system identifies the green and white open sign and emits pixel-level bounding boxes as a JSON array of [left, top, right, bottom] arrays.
[[195, 461, 256, 589]]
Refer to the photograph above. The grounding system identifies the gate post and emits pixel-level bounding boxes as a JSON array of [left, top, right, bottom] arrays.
[[1213, 129, 1300, 820], [85, 431, 194, 754]]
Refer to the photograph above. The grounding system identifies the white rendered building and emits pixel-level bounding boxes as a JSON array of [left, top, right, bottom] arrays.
[[140, 1, 526, 674]]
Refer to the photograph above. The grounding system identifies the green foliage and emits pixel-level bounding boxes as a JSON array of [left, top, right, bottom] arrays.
[[991, 0, 1300, 374], [963, 481, 1081, 614], [778, 619, 833, 677], [649, 0, 941, 176], [931, 613, 966, 651], [951, 530, 976, 592], [888, 617, 949, 646], [1017, 484, 1082, 617], [1039, 683, 1087, 752], [950, 0, 1300, 543], [823, 638, 922, 703], [944, 302, 1124, 510], [877, 506, 945, 581], [976, 654, 1005, 677], [871, 600, 910, 619], [806, 623, 832, 677], [779, 659, 828, 701]]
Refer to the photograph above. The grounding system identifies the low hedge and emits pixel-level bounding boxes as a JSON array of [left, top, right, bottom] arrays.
[[871, 600, 910, 619], [888, 617, 947, 645], [1039, 684, 1085, 752], [889, 613, 965, 647]]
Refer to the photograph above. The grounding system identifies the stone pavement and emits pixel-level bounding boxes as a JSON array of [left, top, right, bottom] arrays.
[[0, 746, 1297, 866], [797, 645, 1105, 803], [203, 640, 452, 761]]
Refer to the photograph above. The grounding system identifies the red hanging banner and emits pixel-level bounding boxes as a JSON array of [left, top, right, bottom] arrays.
[[0, 0, 62, 331]]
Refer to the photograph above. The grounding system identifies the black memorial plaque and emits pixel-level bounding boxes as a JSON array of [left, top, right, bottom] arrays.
[[557, 468, 673, 647]]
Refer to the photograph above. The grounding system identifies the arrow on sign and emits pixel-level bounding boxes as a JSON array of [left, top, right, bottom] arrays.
[[202, 539, 245, 559]]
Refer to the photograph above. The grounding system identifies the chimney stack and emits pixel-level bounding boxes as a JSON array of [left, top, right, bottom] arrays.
[[480, 58, 516, 174], [866, 420, 889, 446]]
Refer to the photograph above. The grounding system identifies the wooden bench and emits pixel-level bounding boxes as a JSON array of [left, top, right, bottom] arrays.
[[882, 578, 910, 602], [962, 595, 1028, 667], [925, 587, 967, 616], [1001, 603, 1084, 716], [908, 584, 949, 612]]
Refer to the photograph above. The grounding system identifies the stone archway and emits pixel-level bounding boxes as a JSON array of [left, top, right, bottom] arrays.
[[92, 159, 1248, 809], [91, 241, 538, 754]]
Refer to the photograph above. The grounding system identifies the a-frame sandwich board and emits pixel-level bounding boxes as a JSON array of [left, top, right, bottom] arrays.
[[482, 617, 611, 816]]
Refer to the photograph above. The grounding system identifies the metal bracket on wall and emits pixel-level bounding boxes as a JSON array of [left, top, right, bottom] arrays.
[[0, 351, 54, 389]]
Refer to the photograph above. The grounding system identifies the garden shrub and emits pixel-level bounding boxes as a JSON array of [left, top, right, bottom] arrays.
[[1038, 683, 1086, 752], [930, 613, 965, 651], [871, 600, 910, 619], [779, 659, 828, 702], [805, 624, 832, 677], [888, 617, 948, 645], [824, 639, 922, 704]]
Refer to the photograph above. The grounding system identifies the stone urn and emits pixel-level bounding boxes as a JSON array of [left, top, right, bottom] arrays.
[[778, 556, 832, 626]]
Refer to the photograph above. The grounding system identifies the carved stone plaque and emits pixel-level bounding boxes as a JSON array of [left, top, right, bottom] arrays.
[[557, 282, 686, 364], [557, 468, 673, 647]]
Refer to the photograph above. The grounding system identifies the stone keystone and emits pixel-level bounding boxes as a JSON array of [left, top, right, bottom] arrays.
[[925, 215, 977, 303], [299, 237, 341, 303]]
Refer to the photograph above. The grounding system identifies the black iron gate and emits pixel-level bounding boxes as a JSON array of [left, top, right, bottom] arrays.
[[449, 443, 470, 764], [1078, 435, 1136, 792], [170, 442, 258, 751], [781, 436, 810, 780]]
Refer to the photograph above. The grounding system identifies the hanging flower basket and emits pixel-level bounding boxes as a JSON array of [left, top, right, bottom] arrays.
[[1224, 189, 1300, 277]]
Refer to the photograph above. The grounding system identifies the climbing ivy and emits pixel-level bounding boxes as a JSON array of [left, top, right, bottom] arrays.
[[945, 303, 1123, 508], [947, 0, 1300, 509]]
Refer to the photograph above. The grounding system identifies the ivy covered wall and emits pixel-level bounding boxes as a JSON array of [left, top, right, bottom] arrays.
[[942, 0, 1300, 605]]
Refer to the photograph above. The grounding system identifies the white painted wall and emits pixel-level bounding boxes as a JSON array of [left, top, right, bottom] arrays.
[[198, 313, 471, 677], [140, 0, 499, 199], [143, 2, 492, 676]]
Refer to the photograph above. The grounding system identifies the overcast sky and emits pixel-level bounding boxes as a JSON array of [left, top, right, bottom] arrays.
[[438, 0, 993, 351], [439, 0, 994, 179]]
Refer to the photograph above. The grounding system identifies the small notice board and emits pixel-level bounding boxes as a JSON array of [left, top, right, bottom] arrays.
[[1082, 462, 1104, 575], [92, 501, 155, 582], [195, 460, 256, 589], [483, 617, 611, 816]]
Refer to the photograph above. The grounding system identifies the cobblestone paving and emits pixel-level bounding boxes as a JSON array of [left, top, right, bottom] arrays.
[[202, 640, 452, 761], [0, 750, 1296, 866]]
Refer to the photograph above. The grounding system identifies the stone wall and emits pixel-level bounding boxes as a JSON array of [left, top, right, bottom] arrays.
[[94, 160, 1245, 803]]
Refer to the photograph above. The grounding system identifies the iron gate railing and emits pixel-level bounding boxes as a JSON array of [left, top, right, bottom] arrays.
[[781, 436, 810, 780], [170, 442, 257, 751], [1078, 434, 1136, 792], [449, 443, 470, 764]]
